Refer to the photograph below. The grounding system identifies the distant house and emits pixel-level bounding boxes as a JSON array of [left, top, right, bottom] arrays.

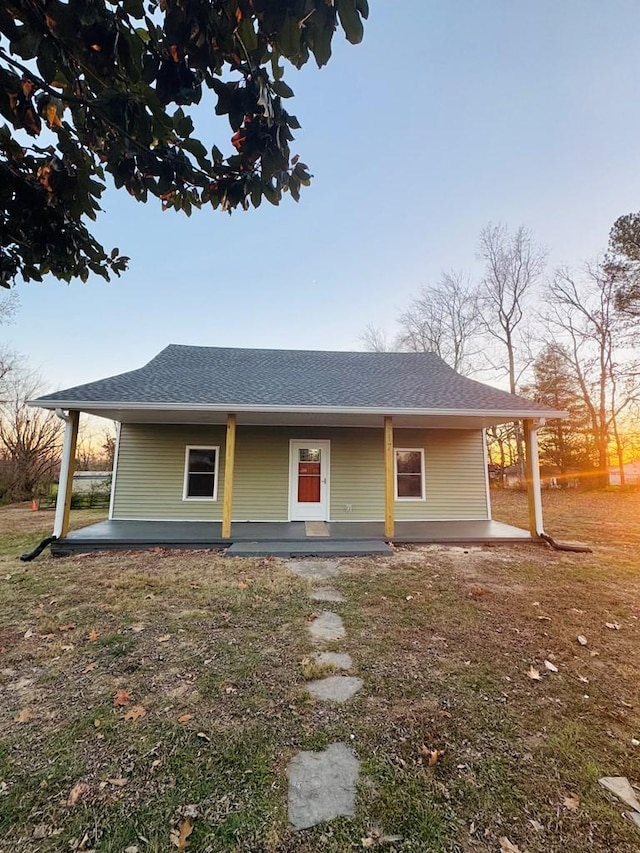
[[30, 346, 565, 553], [609, 460, 640, 486], [72, 471, 111, 493]]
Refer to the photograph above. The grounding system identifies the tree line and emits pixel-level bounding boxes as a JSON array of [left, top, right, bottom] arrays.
[[361, 222, 640, 488], [0, 301, 115, 503]]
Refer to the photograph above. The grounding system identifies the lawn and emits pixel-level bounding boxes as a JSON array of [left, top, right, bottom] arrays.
[[0, 490, 639, 852]]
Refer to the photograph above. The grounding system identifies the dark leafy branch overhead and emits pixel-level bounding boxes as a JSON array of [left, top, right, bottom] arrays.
[[0, 0, 368, 287]]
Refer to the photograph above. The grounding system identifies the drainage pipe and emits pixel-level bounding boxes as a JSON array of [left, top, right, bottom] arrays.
[[525, 420, 592, 554]]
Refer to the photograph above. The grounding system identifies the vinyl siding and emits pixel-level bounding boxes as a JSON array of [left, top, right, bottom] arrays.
[[112, 424, 488, 521]]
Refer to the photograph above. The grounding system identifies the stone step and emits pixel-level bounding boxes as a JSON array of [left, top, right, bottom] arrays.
[[226, 540, 393, 557]]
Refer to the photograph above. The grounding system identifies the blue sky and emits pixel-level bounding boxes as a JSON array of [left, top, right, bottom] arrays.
[[5, 0, 640, 392]]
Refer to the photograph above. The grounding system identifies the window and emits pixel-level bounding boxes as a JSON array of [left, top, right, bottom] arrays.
[[395, 448, 425, 500], [183, 446, 219, 500]]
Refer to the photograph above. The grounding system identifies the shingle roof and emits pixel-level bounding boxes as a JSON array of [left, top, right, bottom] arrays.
[[33, 345, 561, 416]]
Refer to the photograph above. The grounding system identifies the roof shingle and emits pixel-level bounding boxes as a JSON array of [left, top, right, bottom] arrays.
[[34, 345, 560, 415]]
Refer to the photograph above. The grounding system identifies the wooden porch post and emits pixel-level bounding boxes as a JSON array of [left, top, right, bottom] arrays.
[[523, 418, 543, 538], [222, 413, 236, 539], [54, 410, 80, 538], [384, 416, 395, 538]]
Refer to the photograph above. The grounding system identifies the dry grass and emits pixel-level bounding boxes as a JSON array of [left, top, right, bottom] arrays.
[[0, 491, 639, 852]]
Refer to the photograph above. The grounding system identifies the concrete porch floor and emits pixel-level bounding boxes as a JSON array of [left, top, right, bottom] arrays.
[[50, 519, 532, 556]]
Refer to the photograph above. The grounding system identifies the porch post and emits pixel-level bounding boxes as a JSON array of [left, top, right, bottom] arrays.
[[54, 410, 80, 538], [523, 418, 544, 538], [222, 413, 236, 539], [384, 416, 394, 538]]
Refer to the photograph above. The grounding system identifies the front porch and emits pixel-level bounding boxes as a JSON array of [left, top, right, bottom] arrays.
[[50, 518, 533, 557]]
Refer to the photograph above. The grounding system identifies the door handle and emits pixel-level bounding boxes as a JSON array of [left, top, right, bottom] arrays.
[[322, 478, 327, 484]]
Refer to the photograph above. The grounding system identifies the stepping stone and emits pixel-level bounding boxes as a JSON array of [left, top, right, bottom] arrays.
[[310, 586, 345, 603], [308, 611, 345, 642], [287, 742, 360, 830], [307, 675, 363, 703], [313, 651, 352, 670], [287, 560, 341, 580]]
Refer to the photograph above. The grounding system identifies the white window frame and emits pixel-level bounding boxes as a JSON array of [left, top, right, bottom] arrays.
[[394, 447, 426, 501], [182, 445, 220, 501]]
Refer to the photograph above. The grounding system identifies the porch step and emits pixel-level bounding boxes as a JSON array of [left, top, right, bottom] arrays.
[[225, 540, 393, 558]]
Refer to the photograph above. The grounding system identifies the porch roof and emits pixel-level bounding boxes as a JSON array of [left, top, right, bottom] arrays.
[[31, 345, 565, 428]]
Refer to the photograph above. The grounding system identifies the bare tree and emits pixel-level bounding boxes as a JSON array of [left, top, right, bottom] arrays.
[[544, 261, 639, 486], [359, 324, 391, 353], [477, 224, 547, 477], [0, 366, 62, 501], [395, 271, 482, 374]]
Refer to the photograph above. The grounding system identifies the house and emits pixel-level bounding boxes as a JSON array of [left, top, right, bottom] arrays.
[[609, 460, 640, 486], [30, 346, 565, 555], [72, 471, 112, 493]]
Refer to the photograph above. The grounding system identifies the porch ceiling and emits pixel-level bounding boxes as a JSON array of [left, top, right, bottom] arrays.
[[48, 405, 552, 430]]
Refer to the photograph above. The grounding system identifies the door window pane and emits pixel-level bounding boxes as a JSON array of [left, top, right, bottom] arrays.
[[298, 448, 321, 502]]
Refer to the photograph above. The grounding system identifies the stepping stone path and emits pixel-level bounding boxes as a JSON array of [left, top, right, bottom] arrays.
[[313, 651, 352, 670], [287, 560, 341, 580], [287, 743, 360, 830], [307, 675, 363, 703], [310, 586, 345, 602], [285, 559, 362, 831], [308, 610, 345, 642]]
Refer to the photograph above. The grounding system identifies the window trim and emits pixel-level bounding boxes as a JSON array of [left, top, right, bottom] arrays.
[[182, 445, 220, 501], [394, 447, 426, 502]]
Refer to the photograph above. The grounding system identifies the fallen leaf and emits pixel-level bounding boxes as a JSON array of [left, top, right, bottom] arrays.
[[67, 781, 89, 807], [14, 708, 33, 723], [563, 793, 580, 811], [361, 838, 375, 849], [499, 838, 522, 853], [113, 689, 131, 706], [106, 777, 128, 787], [177, 713, 192, 724], [94, 719, 101, 728], [238, 580, 248, 590], [158, 634, 171, 643], [544, 660, 559, 673], [196, 732, 210, 741], [428, 749, 439, 766], [33, 824, 48, 839], [605, 622, 621, 630], [23, 628, 34, 639], [528, 666, 542, 681], [306, 613, 318, 622], [84, 662, 97, 673], [577, 635, 588, 646], [528, 818, 544, 832], [151, 759, 162, 769], [170, 816, 193, 850], [59, 622, 76, 632], [131, 624, 144, 633], [87, 629, 99, 641], [123, 705, 146, 722]]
